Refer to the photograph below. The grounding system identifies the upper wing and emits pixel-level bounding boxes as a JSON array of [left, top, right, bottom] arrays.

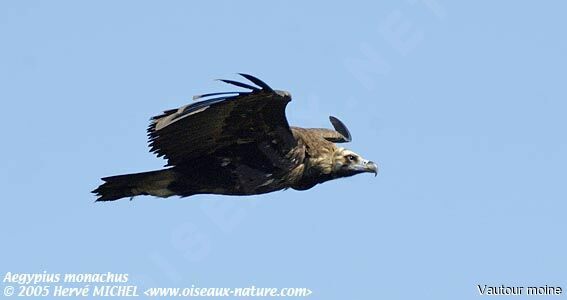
[[147, 74, 297, 167], [308, 116, 352, 143]]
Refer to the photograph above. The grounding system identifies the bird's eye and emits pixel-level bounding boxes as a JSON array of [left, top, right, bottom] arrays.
[[346, 155, 356, 162]]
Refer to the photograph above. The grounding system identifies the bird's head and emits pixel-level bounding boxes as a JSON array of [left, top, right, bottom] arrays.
[[331, 148, 378, 178]]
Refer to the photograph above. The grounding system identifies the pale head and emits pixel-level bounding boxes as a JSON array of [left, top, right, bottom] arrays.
[[331, 147, 378, 178]]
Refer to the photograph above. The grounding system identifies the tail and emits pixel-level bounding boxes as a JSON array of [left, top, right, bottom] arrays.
[[92, 169, 178, 201]]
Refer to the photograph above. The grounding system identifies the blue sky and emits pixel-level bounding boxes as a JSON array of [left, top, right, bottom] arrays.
[[1, 1, 566, 299]]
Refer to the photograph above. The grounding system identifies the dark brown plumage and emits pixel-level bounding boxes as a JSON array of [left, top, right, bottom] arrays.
[[93, 74, 377, 201]]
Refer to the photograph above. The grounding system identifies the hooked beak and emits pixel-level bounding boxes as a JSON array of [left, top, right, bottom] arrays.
[[353, 160, 378, 176], [365, 160, 378, 176]]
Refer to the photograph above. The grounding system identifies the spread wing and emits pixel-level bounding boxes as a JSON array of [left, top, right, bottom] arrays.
[[147, 74, 297, 170], [309, 116, 353, 143]]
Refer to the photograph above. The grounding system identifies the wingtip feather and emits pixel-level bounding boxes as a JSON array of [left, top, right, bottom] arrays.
[[329, 116, 352, 142], [237, 73, 273, 91], [217, 79, 260, 91]]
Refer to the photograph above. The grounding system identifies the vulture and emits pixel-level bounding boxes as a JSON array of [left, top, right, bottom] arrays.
[[93, 74, 377, 201]]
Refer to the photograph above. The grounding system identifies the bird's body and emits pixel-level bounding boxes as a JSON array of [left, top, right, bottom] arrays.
[[93, 74, 377, 201]]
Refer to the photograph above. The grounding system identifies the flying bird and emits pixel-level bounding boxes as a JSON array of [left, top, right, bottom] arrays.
[[93, 74, 377, 201]]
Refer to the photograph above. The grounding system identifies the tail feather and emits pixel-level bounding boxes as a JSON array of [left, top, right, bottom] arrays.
[[92, 169, 177, 201]]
